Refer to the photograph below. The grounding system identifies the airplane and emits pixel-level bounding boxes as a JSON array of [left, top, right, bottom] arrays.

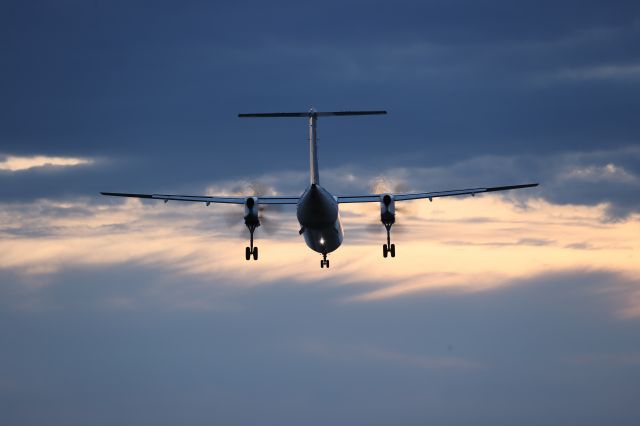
[[102, 109, 538, 268]]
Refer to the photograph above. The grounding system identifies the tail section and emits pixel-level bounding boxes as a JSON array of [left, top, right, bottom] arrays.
[[309, 113, 320, 184], [239, 109, 387, 185]]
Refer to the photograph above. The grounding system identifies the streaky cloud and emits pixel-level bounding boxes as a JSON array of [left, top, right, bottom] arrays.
[[0, 154, 93, 172]]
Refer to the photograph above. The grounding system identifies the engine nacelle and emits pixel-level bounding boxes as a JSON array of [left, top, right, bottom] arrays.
[[244, 197, 260, 226], [380, 193, 395, 225]]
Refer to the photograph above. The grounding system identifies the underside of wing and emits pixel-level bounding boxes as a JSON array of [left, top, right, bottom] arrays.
[[337, 183, 538, 203], [100, 192, 299, 205]]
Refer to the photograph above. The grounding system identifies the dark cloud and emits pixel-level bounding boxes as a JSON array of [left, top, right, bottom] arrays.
[[2, 0, 639, 176], [525, 148, 640, 220], [2, 145, 638, 222], [565, 242, 596, 250], [1, 266, 639, 425], [322, 147, 640, 220]]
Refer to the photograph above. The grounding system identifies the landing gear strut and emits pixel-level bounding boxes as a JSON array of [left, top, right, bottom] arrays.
[[382, 222, 396, 258], [245, 223, 259, 261], [320, 252, 330, 268]]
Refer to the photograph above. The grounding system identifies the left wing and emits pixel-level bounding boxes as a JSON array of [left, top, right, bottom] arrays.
[[100, 192, 299, 205], [337, 183, 538, 203]]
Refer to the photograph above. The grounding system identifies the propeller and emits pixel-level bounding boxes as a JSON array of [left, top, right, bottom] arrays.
[[363, 176, 419, 235], [220, 180, 283, 236]]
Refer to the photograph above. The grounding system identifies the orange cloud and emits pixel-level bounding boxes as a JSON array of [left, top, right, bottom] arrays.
[[1, 195, 638, 310], [0, 155, 93, 171]]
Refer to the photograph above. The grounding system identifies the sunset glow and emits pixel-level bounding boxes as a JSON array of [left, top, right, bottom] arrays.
[[2, 194, 637, 312]]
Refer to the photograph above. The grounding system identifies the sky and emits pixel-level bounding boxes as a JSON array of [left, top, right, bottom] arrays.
[[1, 0, 640, 424]]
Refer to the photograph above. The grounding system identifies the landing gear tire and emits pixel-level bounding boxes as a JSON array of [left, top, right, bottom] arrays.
[[390, 243, 395, 258], [246, 246, 258, 261], [383, 244, 388, 258]]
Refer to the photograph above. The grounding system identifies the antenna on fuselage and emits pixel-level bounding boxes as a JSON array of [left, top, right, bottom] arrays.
[[238, 109, 387, 185]]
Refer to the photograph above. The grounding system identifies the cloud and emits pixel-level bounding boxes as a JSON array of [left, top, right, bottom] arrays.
[[569, 353, 640, 366], [2, 147, 639, 308], [3, 2, 640, 423], [537, 63, 640, 84], [0, 154, 93, 172], [300, 341, 483, 370], [563, 162, 637, 183], [4, 1, 640, 176], [1, 266, 640, 425], [322, 146, 640, 220], [1, 174, 638, 312]]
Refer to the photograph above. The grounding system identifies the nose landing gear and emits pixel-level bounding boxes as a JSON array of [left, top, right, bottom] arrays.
[[320, 252, 330, 268]]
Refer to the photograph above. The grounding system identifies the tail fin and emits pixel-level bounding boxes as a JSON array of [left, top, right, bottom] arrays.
[[239, 110, 387, 185]]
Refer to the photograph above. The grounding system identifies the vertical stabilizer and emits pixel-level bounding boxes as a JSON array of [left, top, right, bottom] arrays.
[[238, 109, 387, 186], [309, 114, 319, 185]]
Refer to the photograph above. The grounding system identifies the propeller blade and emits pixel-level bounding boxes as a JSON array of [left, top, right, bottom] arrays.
[[364, 176, 416, 234], [369, 175, 417, 215], [222, 179, 284, 236]]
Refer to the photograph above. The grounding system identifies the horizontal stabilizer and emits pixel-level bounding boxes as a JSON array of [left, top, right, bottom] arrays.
[[239, 110, 387, 118]]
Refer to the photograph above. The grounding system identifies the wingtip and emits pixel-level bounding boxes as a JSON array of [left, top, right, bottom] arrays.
[[485, 183, 540, 192], [100, 192, 154, 198]]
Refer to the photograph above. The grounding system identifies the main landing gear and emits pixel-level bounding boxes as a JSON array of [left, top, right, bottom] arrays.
[[245, 223, 259, 261], [382, 222, 396, 258], [320, 253, 330, 268]]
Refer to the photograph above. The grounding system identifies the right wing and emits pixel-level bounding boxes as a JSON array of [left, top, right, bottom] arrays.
[[100, 192, 299, 205], [337, 183, 538, 203]]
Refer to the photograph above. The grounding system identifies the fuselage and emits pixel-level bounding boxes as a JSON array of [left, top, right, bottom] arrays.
[[297, 184, 343, 254]]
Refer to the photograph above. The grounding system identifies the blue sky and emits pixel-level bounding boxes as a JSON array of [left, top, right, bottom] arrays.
[[1, 1, 640, 425]]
